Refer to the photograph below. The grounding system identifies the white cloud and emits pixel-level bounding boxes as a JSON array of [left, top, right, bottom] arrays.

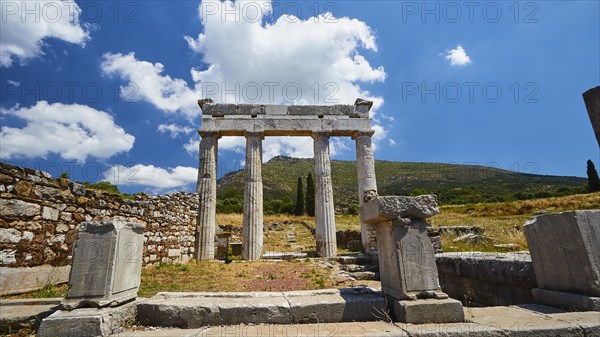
[[445, 45, 472, 66], [6, 80, 20, 87], [0, 0, 90, 67], [102, 0, 388, 158], [0, 101, 134, 162], [102, 164, 197, 191], [157, 124, 194, 138], [100, 52, 202, 120]]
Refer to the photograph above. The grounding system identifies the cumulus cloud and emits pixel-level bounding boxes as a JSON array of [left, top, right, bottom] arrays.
[[0, 101, 134, 162], [0, 0, 90, 67], [157, 123, 194, 138], [445, 45, 472, 66], [102, 164, 197, 192], [103, 0, 387, 158], [101, 52, 202, 120]]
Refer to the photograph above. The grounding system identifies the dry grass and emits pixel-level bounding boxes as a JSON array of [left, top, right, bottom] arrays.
[[138, 260, 334, 297]]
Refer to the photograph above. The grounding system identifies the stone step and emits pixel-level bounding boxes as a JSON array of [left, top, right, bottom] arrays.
[[336, 255, 372, 266], [137, 288, 387, 328]]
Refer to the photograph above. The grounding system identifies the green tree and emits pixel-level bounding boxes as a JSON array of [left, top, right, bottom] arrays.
[[306, 173, 315, 216], [59, 171, 70, 179], [295, 176, 304, 215], [587, 159, 600, 192]]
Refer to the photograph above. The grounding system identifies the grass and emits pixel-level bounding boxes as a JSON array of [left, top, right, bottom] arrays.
[[1, 283, 68, 300], [138, 260, 334, 297]]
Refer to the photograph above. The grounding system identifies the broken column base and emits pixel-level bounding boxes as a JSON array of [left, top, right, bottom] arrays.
[[533, 288, 600, 312], [390, 298, 465, 324], [37, 300, 138, 337]]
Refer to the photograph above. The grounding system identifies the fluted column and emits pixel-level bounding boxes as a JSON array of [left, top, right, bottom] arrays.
[[354, 131, 378, 252], [242, 132, 264, 261], [313, 132, 337, 257], [195, 132, 219, 260]]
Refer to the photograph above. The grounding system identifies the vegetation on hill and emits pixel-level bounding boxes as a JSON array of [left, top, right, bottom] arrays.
[[216, 156, 588, 213]]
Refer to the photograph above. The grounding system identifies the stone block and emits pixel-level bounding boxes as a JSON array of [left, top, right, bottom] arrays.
[[524, 210, 600, 296], [532, 288, 600, 311], [392, 298, 465, 324], [0, 199, 40, 217], [37, 299, 137, 337], [0, 228, 21, 243], [361, 195, 439, 224], [62, 221, 145, 309], [0, 265, 70, 295], [375, 218, 445, 300], [41, 206, 59, 220]]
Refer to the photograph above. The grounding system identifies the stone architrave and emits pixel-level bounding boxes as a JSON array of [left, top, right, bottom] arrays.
[[242, 132, 264, 261], [195, 132, 219, 261], [583, 86, 600, 147], [61, 221, 145, 310], [313, 132, 337, 257], [524, 210, 600, 310], [361, 195, 464, 323]]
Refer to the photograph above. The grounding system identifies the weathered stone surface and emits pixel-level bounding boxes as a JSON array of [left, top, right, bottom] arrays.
[[195, 133, 218, 261], [62, 221, 145, 309], [37, 299, 138, 337], [438, 226, 484, 235], [200, 100, 372, 119], [0, 228, 21, 243], [375, 218, 444, 300], [354, 131, 378, 252], [0, 265, 70, 295], [532, 288, 600, 311], [0, 199, 40, 217], [583, 86, 600, 147], [524, 210, 600, 296], [0, 249, 16, 265], [392, 298, 465, 324], [361, 195, 439, 224], [313, 133, 337, 257], [436, 252, 536, 306], [0, 298, 60, 331], [137, 288, 386, 328], [242, 133, 264, 261], [41, 206, 59, 221]]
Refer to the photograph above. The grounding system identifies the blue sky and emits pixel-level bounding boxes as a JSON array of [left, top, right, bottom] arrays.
[[1, 0, 598, 194]]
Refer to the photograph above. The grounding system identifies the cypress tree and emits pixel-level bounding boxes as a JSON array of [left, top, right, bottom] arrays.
[[587, 159, 600, 192], [295, 176, 304, 215], [306, 173, 315, 216]]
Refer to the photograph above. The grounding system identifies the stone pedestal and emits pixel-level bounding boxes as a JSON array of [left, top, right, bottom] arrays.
[[61, 221, 145, 310], [524, 210, 600, 311], [313, 133, 337, 257], [195, 132, 219, 261], [353, 131, 378, 253], [216, 232, 230, 261], [361, 195, 464, 323], [242, 132, 264, 261]]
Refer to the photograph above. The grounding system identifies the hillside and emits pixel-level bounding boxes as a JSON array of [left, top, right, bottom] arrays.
[[217, 156, 587, 212]]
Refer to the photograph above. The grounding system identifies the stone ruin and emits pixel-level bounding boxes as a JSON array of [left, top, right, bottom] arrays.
[[195, 98, 378, 260]]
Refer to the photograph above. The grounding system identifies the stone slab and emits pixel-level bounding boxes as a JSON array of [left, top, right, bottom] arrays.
[[467, 306, 587, 337], [0, 298, 60, 331], [37, 299, 138, 337], [136, 288, 387, 328], [392, 298, 465, 324], [533, 288, 600, 311], [361, 195, 439, 224], [0, 265, 70, 295], [199, 101, 371, 118], [524, 210, 600, 296], [63, 221, 145, 309]]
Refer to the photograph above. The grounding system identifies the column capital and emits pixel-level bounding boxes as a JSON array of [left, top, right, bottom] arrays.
[[311, 131, 331, 139], [244, 131, 265, 140], [199, 131, 221, 138], [352, 130, 375, 140]]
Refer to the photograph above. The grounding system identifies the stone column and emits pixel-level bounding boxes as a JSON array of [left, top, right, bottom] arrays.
[[195, 132, 219, 261], [242, 132, 264, 261], [353, 131, 378, 252], [313, 132, 337, 257]]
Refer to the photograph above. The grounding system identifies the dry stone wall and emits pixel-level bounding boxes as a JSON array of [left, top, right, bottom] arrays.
[[0, 162, 198, 268]]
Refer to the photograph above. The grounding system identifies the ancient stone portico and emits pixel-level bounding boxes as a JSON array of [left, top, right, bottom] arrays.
[[195, 98, 378, 260]]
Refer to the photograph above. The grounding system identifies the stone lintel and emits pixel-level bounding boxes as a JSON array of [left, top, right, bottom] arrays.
[[199, 117, 372, 136], [360, 195, 439, 224], [198, 98, 373, 118]]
